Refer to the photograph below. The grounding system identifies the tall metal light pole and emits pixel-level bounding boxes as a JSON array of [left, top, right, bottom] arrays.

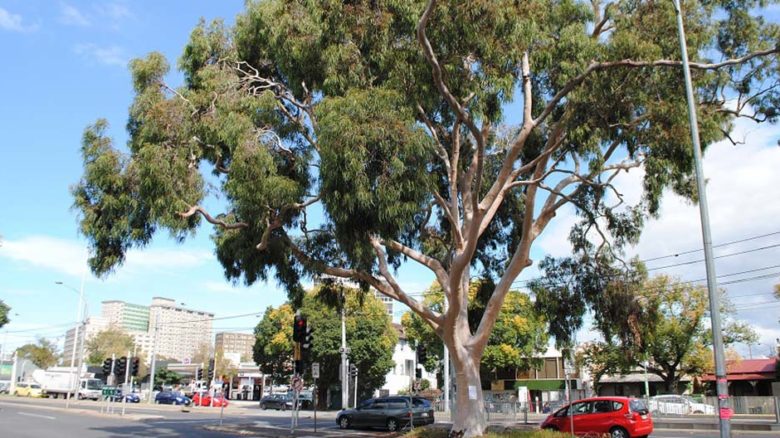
[[671, 1, 730, 436], [56, 278, 86, 408], [340, 290, 349, 410], [148, 318, 160, 404]]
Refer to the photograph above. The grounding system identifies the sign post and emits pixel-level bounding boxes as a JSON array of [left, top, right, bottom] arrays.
[[312, 362, 320, 433]]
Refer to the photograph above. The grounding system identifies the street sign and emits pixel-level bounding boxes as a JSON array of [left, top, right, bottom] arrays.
[[338, 347, 351, 354], [291, 375, 304, 392], [312, 362, 320, 379], [182, 358, 191, 365], [102, 387, 117, 397]]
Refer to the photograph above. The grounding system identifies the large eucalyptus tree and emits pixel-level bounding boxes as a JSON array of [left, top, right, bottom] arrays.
[[73, 1, 780, 435]]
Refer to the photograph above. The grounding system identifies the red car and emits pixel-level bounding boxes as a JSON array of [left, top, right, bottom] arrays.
[[192, 392, 229, 407], [540, 396, 653, 438]]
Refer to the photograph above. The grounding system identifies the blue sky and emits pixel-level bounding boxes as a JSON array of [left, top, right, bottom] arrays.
[[1, 1, 779, 359]]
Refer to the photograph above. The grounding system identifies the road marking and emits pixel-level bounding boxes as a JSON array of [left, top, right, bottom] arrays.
[[18, 412, 56, 420]]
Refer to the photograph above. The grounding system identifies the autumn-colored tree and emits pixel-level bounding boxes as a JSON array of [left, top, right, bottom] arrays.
[[254, 287, 397, 407], [402, 280, 548, 387]]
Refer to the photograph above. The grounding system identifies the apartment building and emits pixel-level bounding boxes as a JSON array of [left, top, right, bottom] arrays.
[[61, 297, 213, 364], [62, 315, 109, 361], [149, 297, 213, 362], [215, 332, 255, 365]]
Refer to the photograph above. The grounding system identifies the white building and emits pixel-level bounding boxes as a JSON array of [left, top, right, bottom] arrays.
[[62, 316, 108, 362], [149, 297, 213, 362], [377, 323, 437, 397], [61, 297, 212, 364]]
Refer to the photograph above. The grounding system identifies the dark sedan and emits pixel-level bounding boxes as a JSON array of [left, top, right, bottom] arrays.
[[109, 391, 141, 403], [155, 391, 191, 406], [259, 394, 293, 410], [336, 396, 434, 432]]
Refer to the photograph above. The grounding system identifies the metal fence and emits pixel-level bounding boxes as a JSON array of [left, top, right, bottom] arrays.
[[433, 396, 780, 424]]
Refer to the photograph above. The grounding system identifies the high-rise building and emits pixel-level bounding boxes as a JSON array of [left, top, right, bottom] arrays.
[[62, 315, 109, 362], [149, 297, 213, 362], [61, 297, 212, 364], [215, 332, 255, 365]]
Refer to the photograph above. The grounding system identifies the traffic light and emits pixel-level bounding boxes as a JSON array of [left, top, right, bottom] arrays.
[[302, 325, 314, 351], [415, 367, 422, 379], [196, 368, 203, 380], [294, 359, 303, 375], [349, 363, 358, 377], [102, 358, 113, 376], [293, 314, 307, 342], [115, 356, 127, 377], [416, 343, 428, 365], [130, 357, 140, 376], [207, 358, 215, 381]]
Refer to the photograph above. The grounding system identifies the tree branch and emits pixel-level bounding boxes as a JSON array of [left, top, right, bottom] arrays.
[[370, 237, 443, 328], [179, 205, 248, 229]]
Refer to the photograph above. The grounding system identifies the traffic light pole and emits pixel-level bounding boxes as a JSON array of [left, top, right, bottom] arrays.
[[340, 295, 348, 411], [148, 319, 159, 404], [672, 2, 731, 437], [122, 350, 130, 416]]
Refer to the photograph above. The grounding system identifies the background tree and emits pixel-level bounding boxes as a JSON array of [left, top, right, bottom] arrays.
[[152, 368, 182, 389], [0, 300, 9, 329], [85, 327, 136, 365], [72, 1, 780, 434], [254, 287, 397, 408], [402, 280, 548, 387], [571, 275, 757, 393], [16, 338, 59, 369], [253, 304, 295, 383]]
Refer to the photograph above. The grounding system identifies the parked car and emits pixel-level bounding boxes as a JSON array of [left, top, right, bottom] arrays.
[[0, 381, 11, 394], [154, 391, 191, 406], [540, 397, 653, 438], [14, 382, 46, 398], [260, 394, 293, 410], [192, 392, 229, 407], [336, 396, 435, 432], [648, 394, 715, 415], [109, 390, 141, 403]]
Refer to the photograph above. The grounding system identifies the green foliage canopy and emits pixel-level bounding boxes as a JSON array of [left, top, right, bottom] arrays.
[[253, 288, 397, 402], [0, 300, 9, 329], [85, 327, 136, 365], [571, 274, 758, 393], [402, 280, 549, 376], [16, 338, 59, 370]]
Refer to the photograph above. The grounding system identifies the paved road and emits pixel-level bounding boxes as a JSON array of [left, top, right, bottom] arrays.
[[0, 397, 775, 437]]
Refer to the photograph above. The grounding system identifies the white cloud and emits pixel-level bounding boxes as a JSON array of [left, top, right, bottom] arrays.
[[59, 3, 90, 27], [73, 43, 128, 67], [0, 7, 37, 32], [95, 2, 132, 20], [0, 235, 212, 280], [0, 235, 88, 277]]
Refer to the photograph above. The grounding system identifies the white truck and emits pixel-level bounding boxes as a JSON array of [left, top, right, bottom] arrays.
[[32, 368, 104, 400]]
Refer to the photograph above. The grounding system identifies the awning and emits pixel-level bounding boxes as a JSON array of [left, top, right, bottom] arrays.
[[513, 379, 577, 391], [700, 373, 775, 381]]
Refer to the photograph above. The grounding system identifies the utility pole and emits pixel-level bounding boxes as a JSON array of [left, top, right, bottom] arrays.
[[58, 273, 86, 408], [671, 1, 730, 437], [148, 319, 160, 404], [340, 290, 348, 410]]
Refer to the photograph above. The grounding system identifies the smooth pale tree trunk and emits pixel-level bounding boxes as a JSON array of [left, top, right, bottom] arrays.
[[445, 320, 488, 437]]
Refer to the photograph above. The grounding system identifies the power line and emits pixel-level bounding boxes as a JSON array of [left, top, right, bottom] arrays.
[[647, 243, 780, 271], [642, 230, 780, 262]]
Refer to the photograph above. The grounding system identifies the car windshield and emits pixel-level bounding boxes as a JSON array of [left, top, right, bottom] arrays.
[[31, 384, 41, 389], [86, 380, 103, 390]]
